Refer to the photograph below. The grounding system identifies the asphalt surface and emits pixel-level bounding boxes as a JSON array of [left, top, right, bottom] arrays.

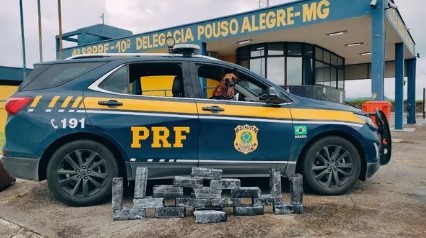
[[1, 117, 425, 238]]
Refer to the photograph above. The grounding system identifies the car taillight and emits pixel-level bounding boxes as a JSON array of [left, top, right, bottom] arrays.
[[5, 97, 33, 115]]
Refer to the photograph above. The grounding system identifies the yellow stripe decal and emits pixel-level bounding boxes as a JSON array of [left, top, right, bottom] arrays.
[[30, 96, 42, 108], [48, 96, 60, 108], [84, 97, 198, 114], [83, 97, 363, 124], [61, 96, 73, 108], [197, 103, 292, 119], [291, 109, 364, 124], [71, 97, 83, 108]]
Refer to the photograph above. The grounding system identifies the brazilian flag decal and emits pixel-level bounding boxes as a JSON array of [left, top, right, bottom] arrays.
[[294, 126, 308, 138]]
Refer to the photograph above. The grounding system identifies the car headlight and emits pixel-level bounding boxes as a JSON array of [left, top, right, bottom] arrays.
[[356, 114, 376, 127]]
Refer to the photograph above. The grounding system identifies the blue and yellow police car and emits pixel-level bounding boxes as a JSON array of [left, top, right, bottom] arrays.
[[2, 45, 391, 206]]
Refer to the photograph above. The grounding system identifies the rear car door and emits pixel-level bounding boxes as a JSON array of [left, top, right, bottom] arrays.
[[84, 60, 199, 178], [190, 62, 294, 176]]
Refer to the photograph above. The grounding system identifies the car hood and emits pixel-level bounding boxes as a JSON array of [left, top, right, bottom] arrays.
[[292, 96, 363, 114]]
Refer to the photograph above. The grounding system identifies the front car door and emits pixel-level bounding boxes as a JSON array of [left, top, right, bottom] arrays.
[[84, 60, 199, 179], [190, 62, 294, 176]]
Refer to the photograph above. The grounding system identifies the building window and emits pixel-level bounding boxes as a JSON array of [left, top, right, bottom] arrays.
[[237, 42, 345, 89], [268, 43, 284, 56], [303, 57, 314, 85], [250, 58, 266, 78], [250, 45, 265, 57], [267, 57, 285, 85], [287, 57, 302, 85], [315, 61, 325, 85], [314, 46, 345, 89], [287, 43, 302, 56]]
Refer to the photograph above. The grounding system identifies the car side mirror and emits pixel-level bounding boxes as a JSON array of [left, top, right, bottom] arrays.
[[266, 87, 286, 105]]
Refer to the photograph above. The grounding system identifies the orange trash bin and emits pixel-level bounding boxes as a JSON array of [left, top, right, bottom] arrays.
[[362, 101, 392, 124]]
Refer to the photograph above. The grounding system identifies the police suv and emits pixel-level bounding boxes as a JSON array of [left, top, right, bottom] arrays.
[[3, 45, 391, 206]]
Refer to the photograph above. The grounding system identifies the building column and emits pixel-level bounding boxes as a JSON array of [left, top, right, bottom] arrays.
[[407, 58, 417, 124], [199, 42, 207, 98], [371, 0, 386, 101], [394, 43, 404, 130], [199, 42, 207, 56]]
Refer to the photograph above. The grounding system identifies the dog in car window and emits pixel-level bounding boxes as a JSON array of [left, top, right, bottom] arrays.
[[211, 69, 238, 100]]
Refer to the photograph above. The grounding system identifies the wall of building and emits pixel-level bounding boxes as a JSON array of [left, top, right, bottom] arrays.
[[219, 55, 236, 64], [0, 86, 18, 133]]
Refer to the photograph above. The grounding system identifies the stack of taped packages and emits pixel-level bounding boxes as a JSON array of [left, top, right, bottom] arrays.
[[112, 167, 303, 224]]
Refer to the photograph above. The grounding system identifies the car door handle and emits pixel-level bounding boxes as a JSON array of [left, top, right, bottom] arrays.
[[98, 100, 123, 108], [202, 106, 225, 113]]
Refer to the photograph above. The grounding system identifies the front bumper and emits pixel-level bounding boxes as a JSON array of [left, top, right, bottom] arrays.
[[363, 141, 381, 179], [2, 157, 41, 181], [366, 162, 380, 179]]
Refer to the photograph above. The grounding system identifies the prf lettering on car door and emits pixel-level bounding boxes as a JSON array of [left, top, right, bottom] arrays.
[[131, 127, 190, 149]]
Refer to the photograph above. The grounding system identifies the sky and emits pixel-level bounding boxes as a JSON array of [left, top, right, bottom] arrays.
[[0, 0, 425, 100]]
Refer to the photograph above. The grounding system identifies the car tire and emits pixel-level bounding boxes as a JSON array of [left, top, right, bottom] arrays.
[[301, 136, 361, 195], [47, 140, 119, 206]]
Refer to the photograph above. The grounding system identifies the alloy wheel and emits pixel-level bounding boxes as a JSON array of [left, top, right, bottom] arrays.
[[56, 149, 109, 198], [311, 145, 354, 188]]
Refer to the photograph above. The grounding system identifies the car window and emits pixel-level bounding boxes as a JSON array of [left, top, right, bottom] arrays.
[[21, 62, 104, 91], [196, 64, 268, 102], [98, 62, 187, 98], [18, 64, 50, 91], [237, 74, 267, 97], [98, 66, 129, 94]]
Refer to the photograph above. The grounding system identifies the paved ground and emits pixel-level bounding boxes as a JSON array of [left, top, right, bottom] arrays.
[[1, 117, 425, 238]]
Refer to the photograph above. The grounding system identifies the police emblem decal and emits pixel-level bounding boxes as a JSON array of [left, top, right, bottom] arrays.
[[234, 125, 259, 154]]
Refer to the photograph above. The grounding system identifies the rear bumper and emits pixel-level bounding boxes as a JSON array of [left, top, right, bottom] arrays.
[[2, 156, 41, 181]]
